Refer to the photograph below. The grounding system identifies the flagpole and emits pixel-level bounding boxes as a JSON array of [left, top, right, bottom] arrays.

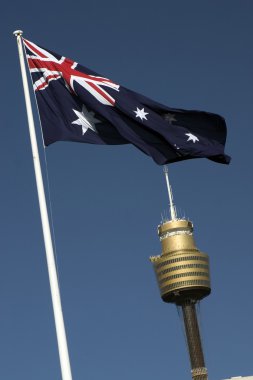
[[13, 30, 73, 380]]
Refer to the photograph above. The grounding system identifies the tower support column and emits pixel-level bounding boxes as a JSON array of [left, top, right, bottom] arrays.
[[181, 301, 208, 380]]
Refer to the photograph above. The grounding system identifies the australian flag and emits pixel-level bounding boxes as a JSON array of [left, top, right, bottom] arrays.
[[23, 38, 230, 165]]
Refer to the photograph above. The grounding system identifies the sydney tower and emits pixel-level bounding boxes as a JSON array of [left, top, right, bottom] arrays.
[[150, 167, 210, 380]]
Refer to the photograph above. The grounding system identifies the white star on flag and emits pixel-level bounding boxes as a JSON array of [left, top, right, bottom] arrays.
[[185, 133, 199, 143], [134, 107, 149, 121], [72, 105, 101, 134], [164, 113, 177, 124]]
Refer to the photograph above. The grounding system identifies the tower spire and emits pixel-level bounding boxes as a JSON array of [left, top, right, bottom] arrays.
[[163, 165, 177, 220]]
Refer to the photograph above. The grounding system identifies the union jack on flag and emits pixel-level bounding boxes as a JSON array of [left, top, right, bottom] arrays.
[[24, 39, 119, 105], [23, 38, 230, 165]]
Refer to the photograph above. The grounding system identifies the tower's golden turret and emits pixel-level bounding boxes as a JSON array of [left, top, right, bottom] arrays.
[[150, 218, 211, 304]]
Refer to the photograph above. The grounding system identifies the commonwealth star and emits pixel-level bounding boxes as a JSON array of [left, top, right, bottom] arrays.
[[72, 105, 101, 135]]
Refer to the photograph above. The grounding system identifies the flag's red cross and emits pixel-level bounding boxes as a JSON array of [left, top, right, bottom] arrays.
[[24, 39, 119, 106]]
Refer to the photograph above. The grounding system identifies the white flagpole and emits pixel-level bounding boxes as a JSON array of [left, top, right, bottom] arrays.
[[13, 30, 73, 380]]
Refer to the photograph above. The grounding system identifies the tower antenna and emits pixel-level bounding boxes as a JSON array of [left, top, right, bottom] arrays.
[[163, 165, 177, 220]]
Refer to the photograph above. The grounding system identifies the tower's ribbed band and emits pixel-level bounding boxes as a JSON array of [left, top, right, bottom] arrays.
[[150, 220, 211, 304]]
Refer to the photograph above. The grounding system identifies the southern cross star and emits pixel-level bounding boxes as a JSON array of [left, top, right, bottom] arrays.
[[164, 113, 177, 124], [185, 133, 199, 143], [72, 105, 101, 135], [134, 107, 149, 121]]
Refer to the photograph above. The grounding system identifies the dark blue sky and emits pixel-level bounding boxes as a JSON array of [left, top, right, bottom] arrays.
[[1, 1, 253, 379]]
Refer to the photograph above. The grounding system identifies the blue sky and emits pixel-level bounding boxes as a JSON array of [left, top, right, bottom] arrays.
[[1, 1, 253, 379]]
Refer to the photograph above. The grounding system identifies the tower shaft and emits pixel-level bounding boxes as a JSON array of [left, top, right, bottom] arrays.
[[181, 302, 207, 380]]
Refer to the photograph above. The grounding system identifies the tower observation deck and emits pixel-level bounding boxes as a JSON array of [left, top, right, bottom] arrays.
[[150, 167, 211, 380]]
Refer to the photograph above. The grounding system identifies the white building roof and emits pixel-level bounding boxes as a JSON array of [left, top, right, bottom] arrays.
[[222, 377, 253, 380]]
